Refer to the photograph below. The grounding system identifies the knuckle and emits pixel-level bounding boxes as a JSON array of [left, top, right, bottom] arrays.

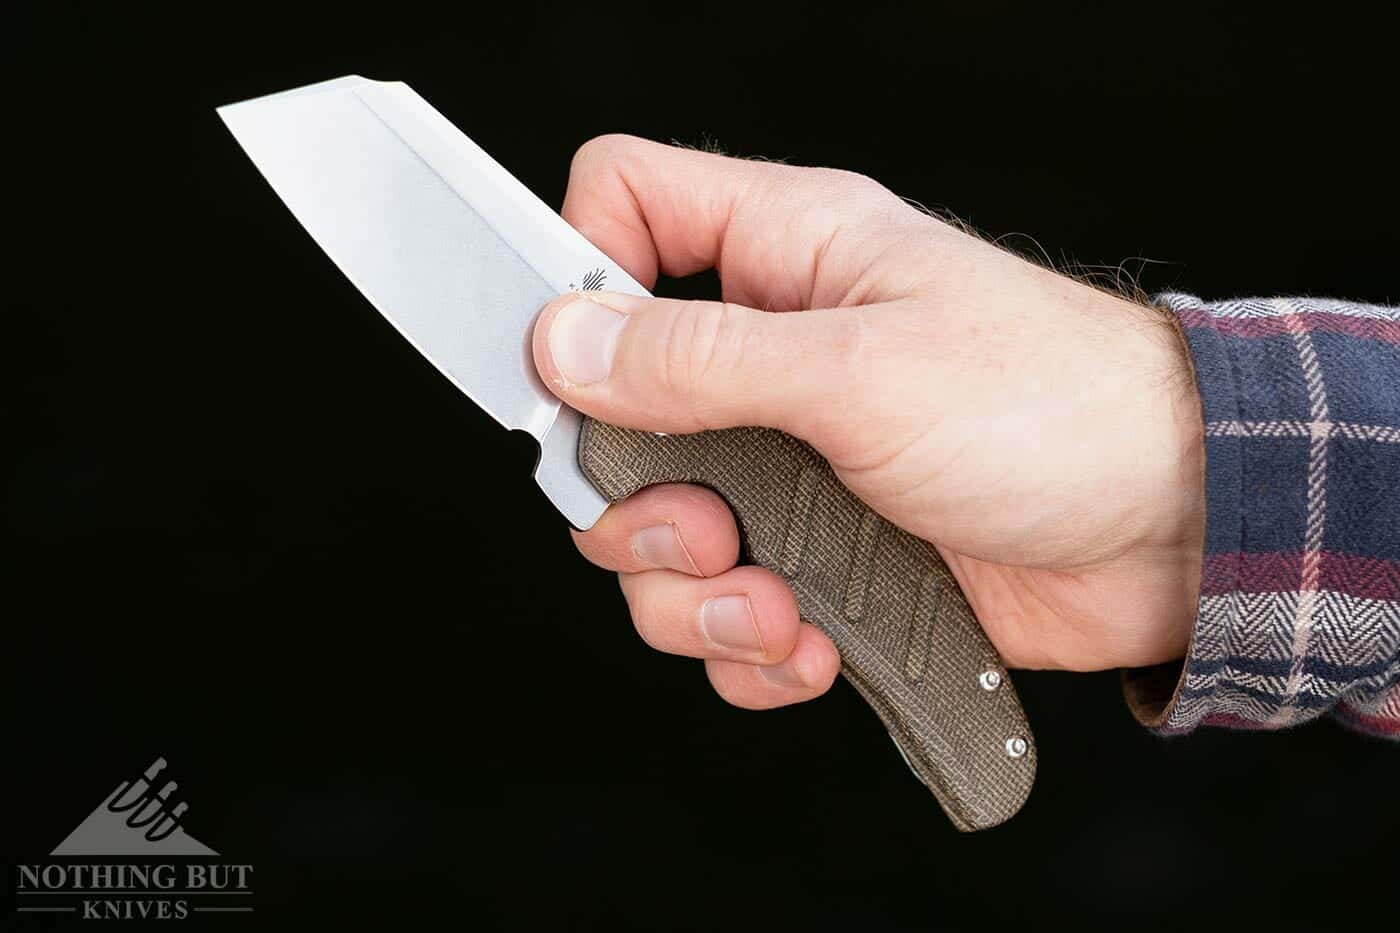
[[659, 302, 750, 429], [687, 303, 733, 389], [808, 168, 905, 226], [571, 134, 646, 177], [818, 166, 893, 200]]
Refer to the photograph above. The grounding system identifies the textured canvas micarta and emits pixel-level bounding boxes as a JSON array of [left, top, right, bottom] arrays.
[[579, 421, 1037, 830]]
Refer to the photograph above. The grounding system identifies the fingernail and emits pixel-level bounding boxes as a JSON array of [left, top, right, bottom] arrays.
[[632, 524, 700, 574], [548, 298, 627, 385], [700, 595, 763, 652], [759, 659, 807, 688]]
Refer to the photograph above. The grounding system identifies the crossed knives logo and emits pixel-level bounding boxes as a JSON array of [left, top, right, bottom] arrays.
[[52, 758, 217, 856]]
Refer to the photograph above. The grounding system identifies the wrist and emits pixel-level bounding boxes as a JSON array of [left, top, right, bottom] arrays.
[[1151, 303, 1207, 660], [1073, 283, 1207, 664]]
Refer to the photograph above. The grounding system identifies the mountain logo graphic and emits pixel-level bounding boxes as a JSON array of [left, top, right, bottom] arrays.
[[50, 758, 218, 856], [568, 267, 607, 291]]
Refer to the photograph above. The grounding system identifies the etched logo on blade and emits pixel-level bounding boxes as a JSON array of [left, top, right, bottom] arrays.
[[569, 268, 607, 291]]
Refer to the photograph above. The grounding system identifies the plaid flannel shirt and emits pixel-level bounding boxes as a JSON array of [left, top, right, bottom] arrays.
[[1124, 294, 1400, 739]]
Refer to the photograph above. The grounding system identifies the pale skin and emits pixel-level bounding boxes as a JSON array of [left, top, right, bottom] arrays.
[[531, 135, 1206, 710]]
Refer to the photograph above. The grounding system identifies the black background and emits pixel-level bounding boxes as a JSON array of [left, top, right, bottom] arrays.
[[6, 4, 1397, 930]]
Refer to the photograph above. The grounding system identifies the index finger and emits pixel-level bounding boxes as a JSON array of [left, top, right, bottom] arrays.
[[560, 135, 908, 312]]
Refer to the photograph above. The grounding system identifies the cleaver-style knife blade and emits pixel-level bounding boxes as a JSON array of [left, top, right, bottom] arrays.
[[218, 76, 1036, 830]]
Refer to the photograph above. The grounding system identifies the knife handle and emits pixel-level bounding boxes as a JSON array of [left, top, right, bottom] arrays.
[[578, 420, 1036, 830]]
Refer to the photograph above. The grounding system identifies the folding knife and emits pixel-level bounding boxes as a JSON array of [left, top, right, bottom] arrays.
[[218, 76, 1035, 829]]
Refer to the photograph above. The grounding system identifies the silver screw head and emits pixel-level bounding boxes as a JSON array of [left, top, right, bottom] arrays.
[[1005, 736, 1029, 758], [979, 670, 1003, 691]]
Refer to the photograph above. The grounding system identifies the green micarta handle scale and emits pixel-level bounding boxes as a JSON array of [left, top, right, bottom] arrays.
[[580, 420, 1036, 830]]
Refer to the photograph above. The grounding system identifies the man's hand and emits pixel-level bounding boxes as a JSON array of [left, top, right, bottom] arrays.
[[532, 135, 1206, 709]]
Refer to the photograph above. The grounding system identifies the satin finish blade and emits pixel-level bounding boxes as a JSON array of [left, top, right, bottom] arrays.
[[217, 75, 648, 529]]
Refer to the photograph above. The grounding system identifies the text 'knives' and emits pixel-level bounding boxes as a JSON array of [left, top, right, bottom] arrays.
[[218, 76, 1036, 829]]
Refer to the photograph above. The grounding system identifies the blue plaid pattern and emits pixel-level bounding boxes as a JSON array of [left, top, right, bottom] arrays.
[[1125, 294, 1400, 738]]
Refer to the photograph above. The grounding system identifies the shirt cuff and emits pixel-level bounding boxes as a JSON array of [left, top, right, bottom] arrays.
[[1123, 293, 1400, 737]]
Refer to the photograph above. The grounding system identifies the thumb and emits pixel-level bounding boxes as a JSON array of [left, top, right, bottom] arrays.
[[532, 291, 865, 438]]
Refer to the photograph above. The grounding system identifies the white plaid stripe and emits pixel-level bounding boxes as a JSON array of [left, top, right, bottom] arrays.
[[1267, 302, 1332, 725], [1204, 421, 1400, 443], [1193, 590, 1400, 666], [1157, 292, 1400, 322]]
